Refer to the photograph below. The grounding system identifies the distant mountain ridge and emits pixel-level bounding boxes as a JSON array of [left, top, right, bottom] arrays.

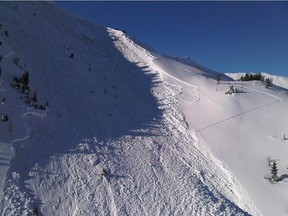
[[226, 72, 288, 89]]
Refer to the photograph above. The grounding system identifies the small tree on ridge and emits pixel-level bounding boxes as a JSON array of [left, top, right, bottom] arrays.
[[271, 161, 278, 182]]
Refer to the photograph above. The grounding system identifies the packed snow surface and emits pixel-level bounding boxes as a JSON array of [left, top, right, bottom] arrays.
[[0, 2, 287, 216]]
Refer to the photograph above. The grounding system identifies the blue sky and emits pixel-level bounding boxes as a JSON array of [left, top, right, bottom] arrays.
[[56, 2, 288, 77]]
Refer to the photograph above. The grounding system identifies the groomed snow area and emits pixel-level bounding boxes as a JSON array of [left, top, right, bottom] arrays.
[[0, 2, 287, 216]]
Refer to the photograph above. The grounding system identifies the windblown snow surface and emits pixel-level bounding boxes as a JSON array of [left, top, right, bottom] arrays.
[[0, 2, 287, 216]]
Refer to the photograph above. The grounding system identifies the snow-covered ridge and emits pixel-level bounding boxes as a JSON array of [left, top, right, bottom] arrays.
[[0, 2, 254, 215], [0, 1, 287, 216], [109, 28, 261, 215], [111, 17, 288, 216]]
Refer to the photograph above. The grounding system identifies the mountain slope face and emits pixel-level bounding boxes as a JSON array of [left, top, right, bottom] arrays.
[[0, 2, 258, 215]]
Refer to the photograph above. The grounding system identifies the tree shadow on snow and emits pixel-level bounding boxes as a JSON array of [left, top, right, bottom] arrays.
[[278, 174, 288, 182]]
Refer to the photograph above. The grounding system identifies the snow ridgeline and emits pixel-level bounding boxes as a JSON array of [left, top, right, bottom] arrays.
[[109, 28, 260, 215], [0, 1, 260, 215]]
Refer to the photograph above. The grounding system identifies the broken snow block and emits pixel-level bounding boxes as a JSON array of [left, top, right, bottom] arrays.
[[100, 169, 107, 176]]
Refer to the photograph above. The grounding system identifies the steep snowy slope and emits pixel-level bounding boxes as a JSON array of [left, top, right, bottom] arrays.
[[118, 20, 288, 215], [0, 2, 257, 216], [144, 57, 288, 215]]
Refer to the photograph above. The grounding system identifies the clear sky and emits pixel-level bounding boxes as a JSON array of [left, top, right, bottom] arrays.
[[56, 1, 288, 77]]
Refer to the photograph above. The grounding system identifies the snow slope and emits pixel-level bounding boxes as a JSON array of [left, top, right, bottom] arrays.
[[0, 1, 286, 216], [109, 15, 288, 216]]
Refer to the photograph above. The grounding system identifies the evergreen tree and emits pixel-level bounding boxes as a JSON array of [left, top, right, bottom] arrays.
[[4, 31, 9, 37], [271, 161, 278, 182], [21, 71, 29, 86], [216, 73, 221, 85], [31, 92, 37, 103], [244, 73, 249, 81], [265, 78, 273, 87]]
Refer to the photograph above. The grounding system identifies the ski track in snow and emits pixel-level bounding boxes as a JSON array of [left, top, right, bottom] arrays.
[[196, 83, 282, 132], [162, 64, 283, 134], [105, 178, 118, 216], [155, 66, 200, 102], [178, 67, 282, 133]]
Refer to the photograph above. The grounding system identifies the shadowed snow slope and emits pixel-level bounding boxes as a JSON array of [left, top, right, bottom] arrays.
[[0, 1, 279, 216]]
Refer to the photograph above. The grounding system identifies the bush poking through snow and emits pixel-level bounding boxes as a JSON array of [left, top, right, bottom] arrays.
[[31, 91, 37, 103], [11, 77, 21, 89], [10, 71, 47, 111], [21, 71, 29, 86], [12, 57, 20, 66], [225, 86, 243, 95], [265, 78, 273, 88], [11, 72, 30, 91], [1, 97, 6, 104], [32, 207, 38, 216], [4, 30, 9, 37], [1, 113, 8, 122]]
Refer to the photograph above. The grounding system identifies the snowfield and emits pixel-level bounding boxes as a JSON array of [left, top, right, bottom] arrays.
[[0, 2, 287, 216]]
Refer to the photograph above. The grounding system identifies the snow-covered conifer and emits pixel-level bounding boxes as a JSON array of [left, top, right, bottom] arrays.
[[271, 161, 278, 182]]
